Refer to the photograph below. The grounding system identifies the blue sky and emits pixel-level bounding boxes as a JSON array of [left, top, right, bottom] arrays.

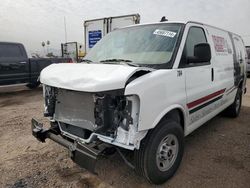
[[0, 0, 250, 56]]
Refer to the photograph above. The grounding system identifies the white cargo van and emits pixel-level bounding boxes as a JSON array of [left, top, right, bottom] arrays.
[[32, 21, 247, 184]]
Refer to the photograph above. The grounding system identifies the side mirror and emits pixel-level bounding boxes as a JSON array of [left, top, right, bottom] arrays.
[[187, 43, 211, 64]]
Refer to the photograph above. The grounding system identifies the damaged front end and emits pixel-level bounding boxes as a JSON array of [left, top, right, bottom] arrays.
[[32, 84, 147, 172]]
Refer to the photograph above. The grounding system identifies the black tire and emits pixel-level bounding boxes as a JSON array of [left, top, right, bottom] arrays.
[[223, 88, 242, 117], [134, 119, 184, 185], [26, 81, 40, 89]]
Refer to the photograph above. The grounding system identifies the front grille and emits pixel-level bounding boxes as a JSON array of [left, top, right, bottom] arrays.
[[54, 89, 96, 131], [59, 122, 92, 139]]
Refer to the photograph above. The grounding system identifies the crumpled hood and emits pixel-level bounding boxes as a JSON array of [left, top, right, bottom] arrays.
[[40, 63, 152, 92]]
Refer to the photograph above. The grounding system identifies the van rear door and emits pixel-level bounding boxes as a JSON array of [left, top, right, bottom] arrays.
[[84, 18, 108, 54], [231, 35, 246, 85], [84, 14, 140, 54], [109, 14, 140, 31], [0, 43, 29, 85]]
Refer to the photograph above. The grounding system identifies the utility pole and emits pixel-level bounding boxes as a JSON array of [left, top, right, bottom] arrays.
[[64, 16, 67, 43]]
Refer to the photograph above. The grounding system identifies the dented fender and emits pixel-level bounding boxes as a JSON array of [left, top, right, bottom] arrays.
[[125, 69, 187, 132]]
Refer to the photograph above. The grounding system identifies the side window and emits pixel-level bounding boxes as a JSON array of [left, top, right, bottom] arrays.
[[233, 37, 242, 61], [246, 47, 250, 59], [0, 44, 24, 58], [180, 27, 208, 67]]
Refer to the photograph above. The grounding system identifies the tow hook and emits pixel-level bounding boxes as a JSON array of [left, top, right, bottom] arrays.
[[31, 118, 48, 142]]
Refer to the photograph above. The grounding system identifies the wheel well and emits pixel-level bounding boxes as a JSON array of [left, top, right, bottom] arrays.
[[239, 80, 243, 89], [160, 109, 185, 130]]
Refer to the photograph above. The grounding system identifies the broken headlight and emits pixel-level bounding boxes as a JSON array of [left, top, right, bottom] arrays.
[[94, 92, 134, 136], [43, 85, 57, 117]]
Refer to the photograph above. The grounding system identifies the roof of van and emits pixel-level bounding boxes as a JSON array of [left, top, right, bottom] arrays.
[[123, 20, 242, 38], [123, 20, 188, 28]]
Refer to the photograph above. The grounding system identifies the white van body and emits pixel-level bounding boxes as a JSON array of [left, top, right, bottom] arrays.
[[35, 21, 247, 184]]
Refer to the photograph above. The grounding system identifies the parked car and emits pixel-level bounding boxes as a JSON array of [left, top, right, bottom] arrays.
[[31, 21, 247, 184], [246, 46, 250, 76], [0, 42, 72, 89]]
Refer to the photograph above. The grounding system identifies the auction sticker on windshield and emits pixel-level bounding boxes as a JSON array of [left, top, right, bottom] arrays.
[[153, 29, 177, 38]]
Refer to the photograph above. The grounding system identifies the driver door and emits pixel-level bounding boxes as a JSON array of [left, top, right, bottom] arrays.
[[180, 26, 215, 126]]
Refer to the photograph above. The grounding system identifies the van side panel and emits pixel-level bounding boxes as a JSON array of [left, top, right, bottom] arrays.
[[185, 25, 246, 135], [205, 25, 236, 101], [172, 23, 246, 135]]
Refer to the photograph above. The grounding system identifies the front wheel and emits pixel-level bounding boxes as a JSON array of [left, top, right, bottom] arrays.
[[134, 119, 184, 184]]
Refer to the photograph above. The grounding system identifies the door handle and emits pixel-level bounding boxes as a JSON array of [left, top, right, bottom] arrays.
[[19, 61, 27, 64], [10, 64, 20, 69], [211, 68, 214, 82]]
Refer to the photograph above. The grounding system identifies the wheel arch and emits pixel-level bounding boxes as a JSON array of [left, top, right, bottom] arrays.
[[238, 78, 246, 94], [238, 79, 243, 89], [151, 105, 186, 134]]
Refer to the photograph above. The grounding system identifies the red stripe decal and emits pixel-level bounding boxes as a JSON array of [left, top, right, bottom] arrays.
[[187, 88, 226, 109]]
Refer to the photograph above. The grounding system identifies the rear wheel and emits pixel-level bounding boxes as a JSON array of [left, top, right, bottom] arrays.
[[224, 88, 242, 117], [26, 81, 40, 89], [134, 119, 184, 184]]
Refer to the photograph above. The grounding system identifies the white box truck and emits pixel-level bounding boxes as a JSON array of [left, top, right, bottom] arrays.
[[84, 14, 140, 53], [32, 20, 247, 184]]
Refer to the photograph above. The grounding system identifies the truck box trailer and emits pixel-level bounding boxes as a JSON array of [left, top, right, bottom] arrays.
[[84, 14, 140, 53]]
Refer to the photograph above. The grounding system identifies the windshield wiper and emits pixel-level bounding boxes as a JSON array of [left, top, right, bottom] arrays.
[[100, 59, 139, 67], [81, 59, 92, 63], [100, 58, 132, 62]]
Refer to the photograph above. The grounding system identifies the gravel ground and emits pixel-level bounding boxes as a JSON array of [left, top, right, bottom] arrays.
[[0, 80, 249, 188]]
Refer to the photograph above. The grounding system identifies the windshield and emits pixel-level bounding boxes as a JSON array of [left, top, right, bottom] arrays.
[[85, 23, 183, 67]]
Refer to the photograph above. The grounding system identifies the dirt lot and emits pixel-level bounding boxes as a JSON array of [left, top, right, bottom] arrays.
[[0, 81, 250, 188]]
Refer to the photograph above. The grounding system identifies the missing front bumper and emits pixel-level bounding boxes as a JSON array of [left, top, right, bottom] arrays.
[[31, 118, 101, 173]]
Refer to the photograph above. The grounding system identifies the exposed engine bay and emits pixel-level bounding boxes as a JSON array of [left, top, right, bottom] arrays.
[[43, 85, 147, 150]]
